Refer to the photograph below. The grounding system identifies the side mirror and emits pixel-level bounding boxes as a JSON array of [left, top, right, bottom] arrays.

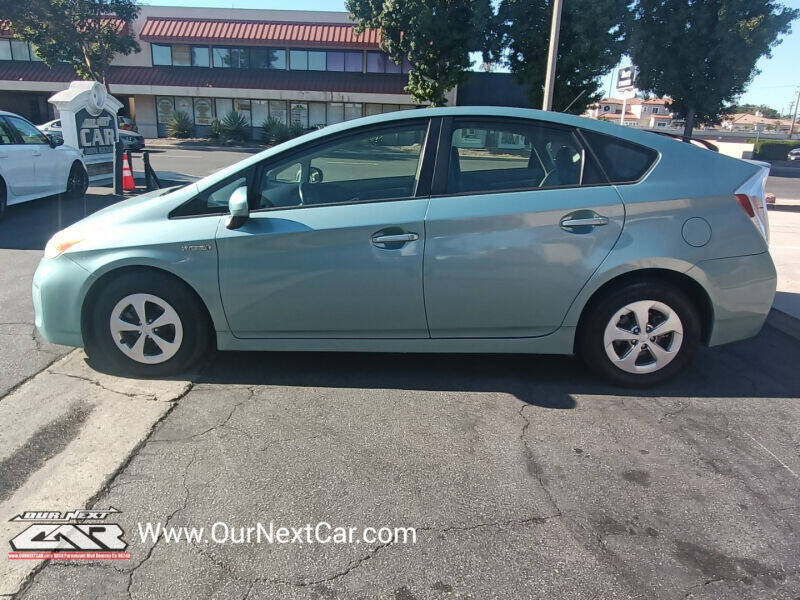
[[48, 135, 63, 148], [226, 186, 249, 230]]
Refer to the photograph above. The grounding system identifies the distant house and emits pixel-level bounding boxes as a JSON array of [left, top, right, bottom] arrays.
[[719, 112, 792, 133], [584, 97, 674, 128]]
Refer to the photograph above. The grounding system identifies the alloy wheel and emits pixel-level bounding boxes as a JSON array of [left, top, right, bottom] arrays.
[[602, 300, 684, 374], [109, 293, 184, 364]]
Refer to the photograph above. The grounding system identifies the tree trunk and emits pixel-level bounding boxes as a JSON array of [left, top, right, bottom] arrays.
[[682, 108, 695, 140]]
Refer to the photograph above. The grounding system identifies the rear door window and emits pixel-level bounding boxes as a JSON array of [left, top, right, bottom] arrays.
[[445, 119, 604, 195], [580, 129, 658, 183]]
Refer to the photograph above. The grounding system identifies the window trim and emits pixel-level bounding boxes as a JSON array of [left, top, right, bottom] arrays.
[[249, 117, 436, 214], [151, 43, 173, 66], [169, 118, 436, 219], [577, 128, 660, 185], [430, 116, 612, 198]]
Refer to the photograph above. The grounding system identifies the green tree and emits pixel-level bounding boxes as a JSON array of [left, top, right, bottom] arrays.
[[1, 0, 140, 83], [628, 0, 798, 138], [490, 0, 628, 114], [347, 0, 492, 106], [727, 103, 781, 119]]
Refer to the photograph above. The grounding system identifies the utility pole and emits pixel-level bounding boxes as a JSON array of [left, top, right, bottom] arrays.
[[790, 87, 800, 140], [542, 0, 563, 111]]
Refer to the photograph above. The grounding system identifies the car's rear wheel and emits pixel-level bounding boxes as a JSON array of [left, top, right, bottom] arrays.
[[85, 271, 211, 377], [578, 281, 700, 387], [64, 162, 88, 200]]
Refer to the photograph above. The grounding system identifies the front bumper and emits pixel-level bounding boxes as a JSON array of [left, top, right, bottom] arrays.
[[687, 251, 777, 346], [32, 256, 94, 347]]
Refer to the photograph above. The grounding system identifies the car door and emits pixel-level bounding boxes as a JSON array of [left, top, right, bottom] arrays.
[[423, 117, 625, 338], [4, 115, 59, 195], [215, 118, 437, 338], [0, 116, 38, 200]]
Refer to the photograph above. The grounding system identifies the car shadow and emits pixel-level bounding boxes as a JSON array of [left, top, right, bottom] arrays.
[[0, 191, 124, 250], [85, 323, 800, 409]]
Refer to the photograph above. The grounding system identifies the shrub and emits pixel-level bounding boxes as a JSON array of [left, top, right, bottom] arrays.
[[749, 139, 800, 160], [209, 118, 223, 140], [220, 111, 250, 142], [165, 111, 194, 138], [260, 118, 306, 145]]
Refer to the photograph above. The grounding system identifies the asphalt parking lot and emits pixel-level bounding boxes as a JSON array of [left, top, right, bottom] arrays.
[[1, 149, 799, 599]]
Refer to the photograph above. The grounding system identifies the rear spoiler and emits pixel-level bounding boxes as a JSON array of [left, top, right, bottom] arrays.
[[648, 131, 719, 152]]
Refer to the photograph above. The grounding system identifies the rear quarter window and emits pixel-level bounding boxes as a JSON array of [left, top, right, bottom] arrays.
[[580, 129, 658, 183]]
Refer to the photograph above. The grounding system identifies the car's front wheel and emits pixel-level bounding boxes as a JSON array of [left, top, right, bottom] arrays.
[[578, 281, 701, 387], [64, 162, 88, 200], [85, 271, 211, 377]]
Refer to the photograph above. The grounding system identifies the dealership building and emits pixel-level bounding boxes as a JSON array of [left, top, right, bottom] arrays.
[[0, 6, 478, 138]]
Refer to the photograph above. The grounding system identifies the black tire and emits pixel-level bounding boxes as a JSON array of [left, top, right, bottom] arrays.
[[577, 281, 701, 387], [64, 162, 88, 200], [85, 271, 212, 377]]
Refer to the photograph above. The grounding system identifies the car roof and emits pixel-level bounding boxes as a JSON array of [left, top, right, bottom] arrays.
[[0, 110, 20, 117]]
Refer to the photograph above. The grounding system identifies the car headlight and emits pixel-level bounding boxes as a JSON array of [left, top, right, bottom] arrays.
[[44, 232, 85, 259]]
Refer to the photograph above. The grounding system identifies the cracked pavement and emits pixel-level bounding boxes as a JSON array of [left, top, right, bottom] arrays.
[[4, 325, 799, 600]]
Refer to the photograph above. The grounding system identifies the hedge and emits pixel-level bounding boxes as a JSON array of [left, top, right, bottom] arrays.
[[746, 139, 800, 160]]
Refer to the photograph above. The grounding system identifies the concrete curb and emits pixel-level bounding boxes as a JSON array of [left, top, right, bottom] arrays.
[[766, 307, 800, 342]]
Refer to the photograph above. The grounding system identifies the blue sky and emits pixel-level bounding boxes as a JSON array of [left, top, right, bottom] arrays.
[[141, 0, 800, 114]]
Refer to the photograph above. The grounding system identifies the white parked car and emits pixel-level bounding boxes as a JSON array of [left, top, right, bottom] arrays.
[[788, 148, 800, 161], [39, 118, 145, 152], [0, 111, 87, 218]]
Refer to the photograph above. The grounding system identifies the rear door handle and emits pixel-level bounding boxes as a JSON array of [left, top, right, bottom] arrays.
[[31, 151, 42, 156], [372, 233, 419, 245], [560, 216, 609, 229]]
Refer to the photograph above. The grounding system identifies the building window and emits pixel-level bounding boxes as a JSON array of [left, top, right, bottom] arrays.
[[194, 98, 213, 125], [0, 40, 10, 60], [269, 100, 287, 124], [192, 46, 210, 67], [327, 51, 345, 71], [215, 98, 233, 118], [152, 43, 172, 66], [291, 102, 309, 127], [652, 107, 659, 114], [366, 52, 384, 73], [213, 47, 231, 68], [172, 45, 191, 67], [344, 103, 362, 121], [156, 97, 175, 124], [233, 99, 251, 124], [327, 102, 344, 125], [10, 40, 30, 61], [252, 100, 268, 125], [365, 103, 382, 116], [252, 48, 285, 69], [308, 51, 326, 71], [289, 50, 307, 70], [385, 57, 401, 74], [231, 47, 249, 69], [175, 97, 193, 118], [345, 51, 362, 72], [602, 105, 610, 112], [309, 102, 326, 127]]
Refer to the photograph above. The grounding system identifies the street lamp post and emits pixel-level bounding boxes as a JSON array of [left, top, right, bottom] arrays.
[[542, 0, 563, 111]]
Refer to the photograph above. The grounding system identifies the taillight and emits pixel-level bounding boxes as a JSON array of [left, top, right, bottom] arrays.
[[734, 193, 755, 218], [734, 166, 770, 243]]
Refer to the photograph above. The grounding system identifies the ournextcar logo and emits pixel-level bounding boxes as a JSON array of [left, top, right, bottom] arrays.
[[8, 508, 131, 560]]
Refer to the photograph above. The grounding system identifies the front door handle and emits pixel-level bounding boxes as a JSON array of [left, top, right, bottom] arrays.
[[560, 215, 609, 229], [31, 151, 42, 157], [372, 233, 419, 245]]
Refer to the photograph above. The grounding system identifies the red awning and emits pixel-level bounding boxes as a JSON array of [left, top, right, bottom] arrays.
[[139, 17, 381, 49]]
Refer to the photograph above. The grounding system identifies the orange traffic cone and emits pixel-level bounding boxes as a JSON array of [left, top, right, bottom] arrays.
[[122, 151, 135, 192]]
